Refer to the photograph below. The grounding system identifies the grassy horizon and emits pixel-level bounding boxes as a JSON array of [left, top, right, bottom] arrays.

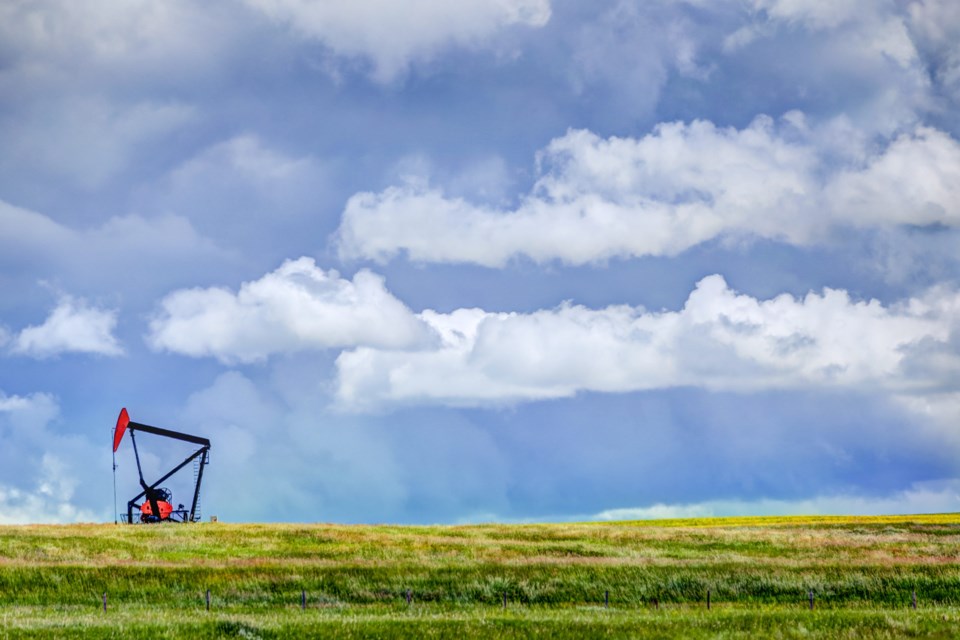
[[1, 514, 959, 637]]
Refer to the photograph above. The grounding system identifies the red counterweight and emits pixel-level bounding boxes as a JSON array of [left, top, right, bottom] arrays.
[[140, 499, 174, 520]]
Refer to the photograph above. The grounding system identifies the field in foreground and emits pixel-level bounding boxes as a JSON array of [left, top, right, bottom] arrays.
[[1, 514, 959, 638]]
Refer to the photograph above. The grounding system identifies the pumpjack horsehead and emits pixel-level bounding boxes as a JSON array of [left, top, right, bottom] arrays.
[[112, 408, 211, 523]]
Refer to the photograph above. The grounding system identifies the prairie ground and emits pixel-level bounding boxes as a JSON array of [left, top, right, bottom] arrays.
[[1, 514, 958, 638]]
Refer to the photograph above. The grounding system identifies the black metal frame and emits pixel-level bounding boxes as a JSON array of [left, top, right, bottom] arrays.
[[124, 419, 210, 524]]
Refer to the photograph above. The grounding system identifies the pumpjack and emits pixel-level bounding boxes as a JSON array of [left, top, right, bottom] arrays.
[[113, 408, 211, 523]]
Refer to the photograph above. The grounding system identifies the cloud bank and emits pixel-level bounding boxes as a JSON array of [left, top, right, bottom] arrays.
[[335, 274, 960, 409], [337, 118, 960, 266], [3, 0, 960, 525], [144, 259, 960, 412]]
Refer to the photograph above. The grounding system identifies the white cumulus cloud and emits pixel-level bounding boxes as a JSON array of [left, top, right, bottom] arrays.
[[242, 0, 551, 81], [335, 275, 960, 409], [11, 296, 123, 358], [336, 117, 960, 266], [147, 257, 433, 363]]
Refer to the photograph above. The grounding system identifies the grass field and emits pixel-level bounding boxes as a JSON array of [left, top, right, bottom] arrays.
[[1, 514, 959, 638]]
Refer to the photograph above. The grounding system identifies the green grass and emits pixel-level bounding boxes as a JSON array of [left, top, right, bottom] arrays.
[[4, 605, 960, 639], [1, 514, 959, 638]]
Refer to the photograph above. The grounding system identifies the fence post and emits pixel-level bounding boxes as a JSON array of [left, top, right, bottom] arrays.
[[206, 589, 211, 611], [604, 590, 609, 608], [102, 592, 107, 613], [503, 592, 507, 609], [707, 589, 711, 610], [406, 589, 412, 605], [912, 590, 917, 610], [302, 589, 306, 611], [808, 590, 814, 610]]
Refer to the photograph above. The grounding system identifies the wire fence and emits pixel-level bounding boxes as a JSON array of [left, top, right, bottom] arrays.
[[91, 587, 926, 612]]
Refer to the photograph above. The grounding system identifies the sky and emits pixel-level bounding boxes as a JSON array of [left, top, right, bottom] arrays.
[[1, 0, 959, 525]]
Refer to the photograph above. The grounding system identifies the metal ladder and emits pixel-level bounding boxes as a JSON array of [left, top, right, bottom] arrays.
[[192, 454, 208, 522]]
